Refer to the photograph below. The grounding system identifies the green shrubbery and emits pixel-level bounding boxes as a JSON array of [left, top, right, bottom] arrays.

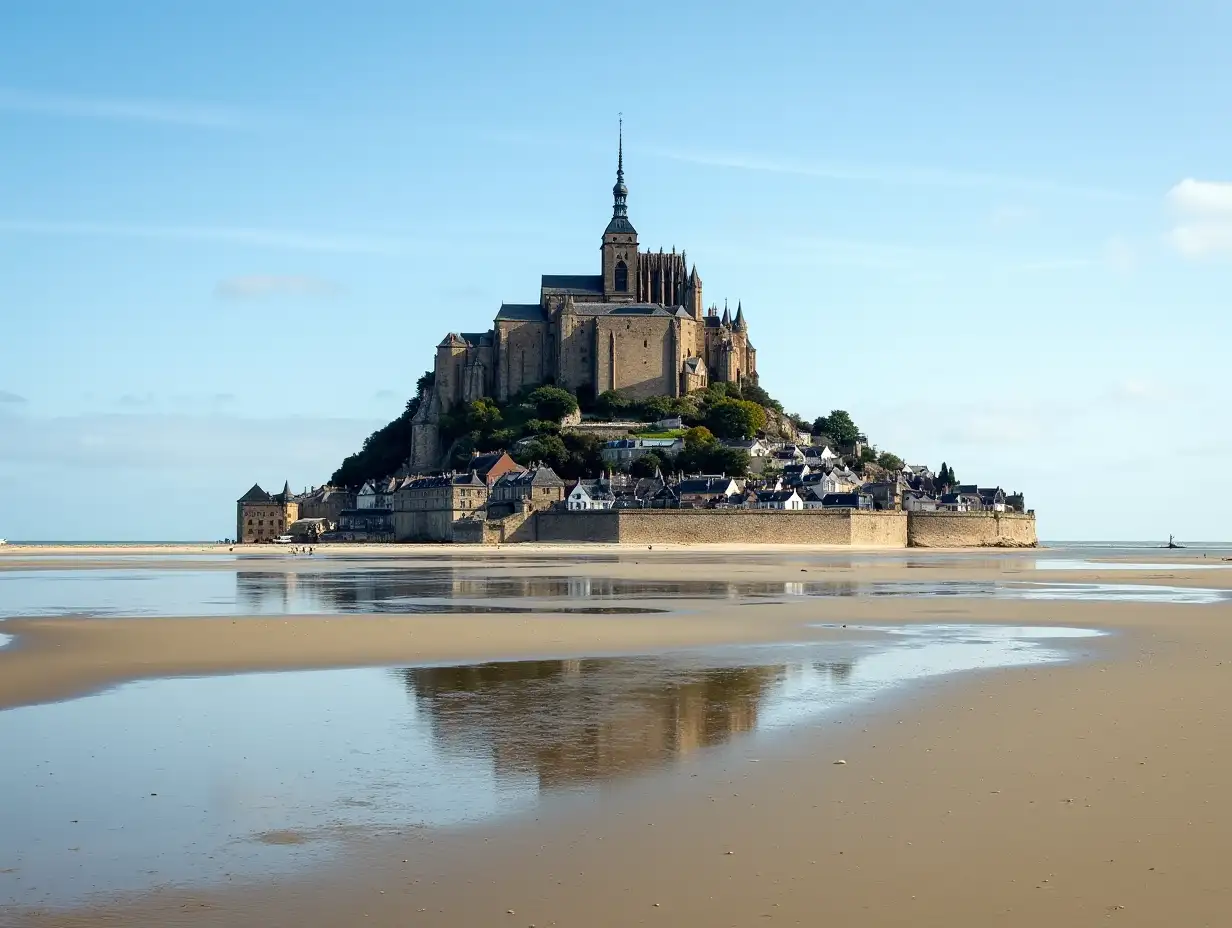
[[331, 371, 925, 489]]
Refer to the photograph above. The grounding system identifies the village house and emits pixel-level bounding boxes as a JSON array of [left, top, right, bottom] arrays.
[[902, 491, 938, 512], [236, 482, 298, 544], [755, 489, 803, 510], [978, 487, 1007, 512], [468, 450, 525, 488], [676, 475, 742, 508], [393, 471, 488, 542], [809, 491, 873, 510], [771, 445, 806, 465], [488, 465, 567, 517], [805, 444, 838, 464], [356, 481, 386, 510], [723, 438, 769, 458], [782, 462, 811, 487], [606, 472, 665, 508], [601, 437, 683, 466], [863, 480, 905, 511], [333, 507, 395, 541], [297, 485, 356, 522], [567, 478, 616, 510]]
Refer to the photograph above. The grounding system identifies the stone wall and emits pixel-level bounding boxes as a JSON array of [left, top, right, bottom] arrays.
[[495, 319, 548, 402], [532, 509, 905, 546], [535, 510, 621, 543], [394, 509, 455, 543], [851, 511, 909, 547], [906, 511, 1038, 548], [595, 315, 677, 399], [440, 508, 1038, 548], [556, 314, 596, 393]]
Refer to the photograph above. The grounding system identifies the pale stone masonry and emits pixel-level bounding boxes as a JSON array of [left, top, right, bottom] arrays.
[[456, 509, 1036, 548], [393, 472, 488, 542], [236, 482, 298, 544]]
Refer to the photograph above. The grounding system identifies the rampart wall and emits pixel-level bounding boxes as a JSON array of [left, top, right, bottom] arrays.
[[457, 509, 1036, 548], [906, 511, 1037, 548]]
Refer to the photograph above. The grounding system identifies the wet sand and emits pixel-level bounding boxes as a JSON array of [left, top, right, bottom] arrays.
[[5, 547, 1232, 926]]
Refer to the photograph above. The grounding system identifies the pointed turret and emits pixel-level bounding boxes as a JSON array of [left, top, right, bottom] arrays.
[[733, 301, 746, 330], [721, 303, 731, 326], [281, 480, 292, 500]]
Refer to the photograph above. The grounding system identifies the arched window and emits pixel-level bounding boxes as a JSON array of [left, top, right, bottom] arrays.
[[615, 260, 628, 292]]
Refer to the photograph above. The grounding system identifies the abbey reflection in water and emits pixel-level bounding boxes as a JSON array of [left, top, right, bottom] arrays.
[[232, 568, 865, 613], [399, 657, 854, 789]]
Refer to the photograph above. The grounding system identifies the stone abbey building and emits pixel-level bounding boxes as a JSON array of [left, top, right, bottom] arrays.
[[410, 133, 757, 470]]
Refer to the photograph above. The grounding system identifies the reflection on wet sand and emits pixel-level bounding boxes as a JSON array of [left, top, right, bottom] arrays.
[[403, 659, 848, 788], [0, 626, 1098, 908]]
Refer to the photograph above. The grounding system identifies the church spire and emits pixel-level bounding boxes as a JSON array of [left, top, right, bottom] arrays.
[[605, 116, 636, 235], [612, 116, 628, 219], [733, 301, 746, 330]]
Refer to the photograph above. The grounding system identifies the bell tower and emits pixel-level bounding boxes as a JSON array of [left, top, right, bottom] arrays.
[[602, 118, 638, 302]]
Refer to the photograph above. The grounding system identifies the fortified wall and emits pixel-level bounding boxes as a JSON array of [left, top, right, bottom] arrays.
[[459, 509, 1035, 548], [535, 509, 909, 546], [905, 510, 1037, 548]]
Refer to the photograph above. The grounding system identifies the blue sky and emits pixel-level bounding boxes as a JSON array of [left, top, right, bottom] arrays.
[[2, 0, 1230, 540]]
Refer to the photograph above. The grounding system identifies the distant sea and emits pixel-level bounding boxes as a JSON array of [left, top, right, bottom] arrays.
[[3, 540, 219, 546]]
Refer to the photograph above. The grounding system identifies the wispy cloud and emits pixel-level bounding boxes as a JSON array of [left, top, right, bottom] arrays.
[[0, 220, 415, 255], [644, 147, 1138, 202], [215, 275, 342, 299], [0, 390, 26, 404], [1166, 179, 1232, 259], [1168, 178, 1232, 214], [0, 87, 249, 129]]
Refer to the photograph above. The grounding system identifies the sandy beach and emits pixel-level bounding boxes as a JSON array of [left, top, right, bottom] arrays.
[[4, 544, 1232, 926]]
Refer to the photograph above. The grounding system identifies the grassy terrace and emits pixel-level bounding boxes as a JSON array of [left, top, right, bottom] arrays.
[[628, 429, 687, 440]]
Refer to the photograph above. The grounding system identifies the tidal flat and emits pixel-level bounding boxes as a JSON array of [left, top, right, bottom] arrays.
[[2, 543, 1231, 927]]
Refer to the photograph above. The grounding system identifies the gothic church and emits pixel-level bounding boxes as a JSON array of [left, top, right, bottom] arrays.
[[410, 131, 757, 470]]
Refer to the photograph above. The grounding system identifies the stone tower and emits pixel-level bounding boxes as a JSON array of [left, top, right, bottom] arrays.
[[601, 121, 638, 301]]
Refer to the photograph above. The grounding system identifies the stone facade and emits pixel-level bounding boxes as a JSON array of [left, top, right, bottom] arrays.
[[393, 472, 488, 542], [467, 509, 1035, 548], [236, 482, 298, 544], [906, 511, 1038, 548], [409, 133, 757, 471], [297, 486, 355, 522]]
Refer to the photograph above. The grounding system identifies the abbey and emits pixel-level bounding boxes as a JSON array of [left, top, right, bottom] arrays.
[[410, 133, 757, 470]]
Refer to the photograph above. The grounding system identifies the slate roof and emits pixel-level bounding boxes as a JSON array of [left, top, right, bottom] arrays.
[[404, 472, 487, 490], [561, 302, 677, 317], [468, 451, 520, 480], [492, 465, 566, 489], [572, 479, 615, 501], [756, 490, 799, 503], [677, 476, 738, 496], [821, 493, 867, 508], [604, 216, 637, 235], [495, 303, 547, 322], [238, 483, 271, 503], [541, 275, 604, 296]]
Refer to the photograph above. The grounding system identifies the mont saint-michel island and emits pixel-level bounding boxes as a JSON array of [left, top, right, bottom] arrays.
[[239, 138, 1035, 549]]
